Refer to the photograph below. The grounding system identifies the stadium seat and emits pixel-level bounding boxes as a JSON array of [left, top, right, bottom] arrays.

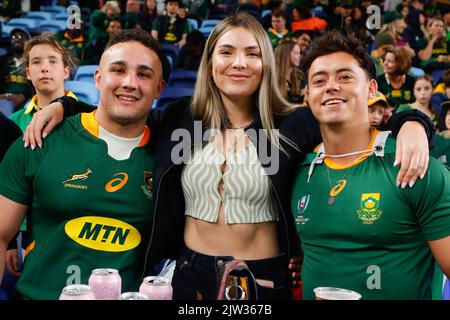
[[38, 20, 67, 33], [0, 99, 14, 117], [161, 44, 179, 69], [201, 19, 221, 29], [432, 69, 445, 85], [199, 26, 214, 38], [167, 70, 197, 89], [6, 18, 38, 29], [74, 65, 98, 83], [409, 67, 425, 77], [41, 5, 67, 15], [25, 11, 53, 21], [64, 81, 99, 105], [187, 18, 198, 30], [155, 87, 194, 109], [54, 13, 69, 21], [261, 9, 271, 18]]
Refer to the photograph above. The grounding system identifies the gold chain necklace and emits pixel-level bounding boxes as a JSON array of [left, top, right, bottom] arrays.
[[225, 118, 254, 130]]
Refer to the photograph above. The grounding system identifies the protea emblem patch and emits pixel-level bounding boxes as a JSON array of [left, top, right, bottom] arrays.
[[356, 193, 382, 224]]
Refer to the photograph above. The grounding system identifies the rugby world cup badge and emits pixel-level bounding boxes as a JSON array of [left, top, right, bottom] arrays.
[[356, 193, 382, 224], [297, 195, 310, 214]]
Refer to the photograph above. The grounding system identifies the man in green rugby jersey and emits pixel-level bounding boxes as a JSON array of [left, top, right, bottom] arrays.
[[291, 31, 450, 300], [0, 29, 165, 299]]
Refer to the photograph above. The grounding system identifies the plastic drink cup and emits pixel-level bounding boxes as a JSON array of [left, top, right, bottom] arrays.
[[313, 287, 362, 300]]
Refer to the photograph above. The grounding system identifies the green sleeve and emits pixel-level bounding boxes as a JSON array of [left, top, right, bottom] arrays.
[[0, 138, 36, 205], [151, 19, 160, 31], [183, 20, 191, 34], [404, 158, 450, 241], [395, 104, 412, 113]]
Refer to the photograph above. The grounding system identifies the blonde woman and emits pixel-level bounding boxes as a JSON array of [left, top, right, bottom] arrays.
[[25, 14, 433, 300], [274, 42, 304, 103]]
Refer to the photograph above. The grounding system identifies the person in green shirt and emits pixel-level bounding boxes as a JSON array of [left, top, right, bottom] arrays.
[[292, 30, 450, 300], [267, 9, 291, 49], [0, 29, 165, 299], [417, 18, 450, 74], [375, 46, 416, 107], [9, 33, 76, 133]]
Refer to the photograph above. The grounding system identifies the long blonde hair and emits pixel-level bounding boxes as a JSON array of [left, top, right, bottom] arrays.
[[191, 13, 297, 152]]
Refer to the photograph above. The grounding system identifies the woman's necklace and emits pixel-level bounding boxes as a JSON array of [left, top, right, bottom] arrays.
[[225, 118, 254, 130]]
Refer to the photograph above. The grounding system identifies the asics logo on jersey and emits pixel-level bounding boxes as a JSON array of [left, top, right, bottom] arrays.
[[65, 216, 141, 252], [62, 167, 93, 184], [105, 173, 129, 192]]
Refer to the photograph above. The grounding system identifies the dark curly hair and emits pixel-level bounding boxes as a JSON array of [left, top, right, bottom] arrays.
[[300, 30, 376, 81]]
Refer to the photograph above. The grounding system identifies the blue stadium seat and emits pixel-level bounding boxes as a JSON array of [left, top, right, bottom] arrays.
[[0, 99, 14, 117], [167, 70, 197, 89], [201, 19, 221, 29], [41, 5, 67, 15], [187, 18, 198, 30], [432, 69, 445, 85], [161, 44, 179, 69], [54, 13, 69, 21], [262, 9, 271, 18], [409, 67, 425, 77], [25, 11, 53, 21], [6, 18, 38, 29], [64, 81, 99, 105], [74, 65, 98, 83], [155, 87, 194, 109], [1, 25, 13, 38], [199, 26, 214, 38], [38, 20, 67, 33]]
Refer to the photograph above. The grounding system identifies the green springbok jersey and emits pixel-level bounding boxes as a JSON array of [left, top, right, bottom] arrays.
[[0, 112, 154, 299], [291, 130, 450, 300]]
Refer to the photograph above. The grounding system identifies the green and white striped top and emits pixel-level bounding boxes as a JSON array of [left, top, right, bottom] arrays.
[[181, 142, 278, 224]]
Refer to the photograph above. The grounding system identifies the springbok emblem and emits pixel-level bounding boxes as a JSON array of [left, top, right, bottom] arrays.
[[62, 168, 93, 184]]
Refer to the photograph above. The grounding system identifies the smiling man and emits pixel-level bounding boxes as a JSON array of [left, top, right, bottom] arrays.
[[0, 29, 165, 299], [291, 31, 450, 300]]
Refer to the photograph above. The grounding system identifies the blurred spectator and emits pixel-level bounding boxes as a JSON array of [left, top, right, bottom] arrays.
[[267, 9, 291, 49], [9, 32, 76, 131], [151, 0, 190, 46], [371, 32, 395, 76], [291, 4, 327, 32], [376, 46, 416, 106], [122, 0, 142, 29], [89, 1, 121, 49], [140, 0, 159, 32], [402, 7, 426, 50], [375, 11, 415, 57], [55, 15, 89, 67], [291, 29, 312, 55], [186, 0, 212, 25], [330, 0, 362, 30], [437, 99, 450, 137], [262, 0, 284, 30], [0, 0, 21, 21], [0, 28, 32, 111], [417, 18, 450, 74], [340, 8, 367, 43], [397, 75, 437, 126], [85, 17, 122, 65], [431, 68, 450, 114], [368, 91, 390, 128], [174, 29, 205, 70], [274, 42, 304, 104]]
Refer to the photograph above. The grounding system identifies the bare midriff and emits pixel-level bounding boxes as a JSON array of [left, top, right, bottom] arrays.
[[184, 130, 280, 260]]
